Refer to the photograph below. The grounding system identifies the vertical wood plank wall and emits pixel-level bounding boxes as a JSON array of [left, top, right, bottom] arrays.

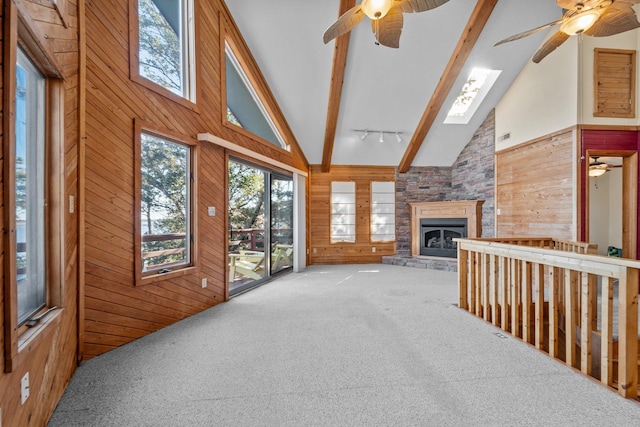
[[495, 128, 576, 239], [0, 0, 80, 425], [82, 0, 307, 359], [309, 165, 396, 264]]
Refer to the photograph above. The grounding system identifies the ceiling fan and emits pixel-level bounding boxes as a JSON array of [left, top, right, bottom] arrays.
[[495, 0, 640, 63], [323, 0, 450, 48], [589, 156, 622, 176]]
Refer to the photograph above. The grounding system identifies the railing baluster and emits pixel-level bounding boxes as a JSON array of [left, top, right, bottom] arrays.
[[549, 267, 559, 358], [523, 261, 532, 344], [469, 251, 477, 314], [490, 255, 498, 326], [458, 248, 469, 310], [483, 253, 490, 321], [501, 256, 509, 331], [475, 252, 482, 317], [580, 272, 592, 375], [565, 270, 578, 368], [535, 263, 545, 350], [601, 276, 614, 387], [617, 267, 639, 398], [511, 259, 521, 337]]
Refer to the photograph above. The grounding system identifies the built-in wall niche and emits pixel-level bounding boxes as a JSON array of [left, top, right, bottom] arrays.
[[588, 157, 622, 256]]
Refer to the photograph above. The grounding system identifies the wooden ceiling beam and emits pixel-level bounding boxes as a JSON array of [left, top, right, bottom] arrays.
[[321, 0, 356, 173], [398, 0, 499, 173]]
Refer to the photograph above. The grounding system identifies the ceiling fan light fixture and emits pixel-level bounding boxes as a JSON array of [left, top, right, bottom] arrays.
[[560, 10, 600, 35], [361, 0, 393, 20], [589, 165, 608, 177]]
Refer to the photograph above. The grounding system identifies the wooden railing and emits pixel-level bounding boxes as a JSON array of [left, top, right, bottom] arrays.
[[229, 228, 293, 252], [456, 237, 639, 399]]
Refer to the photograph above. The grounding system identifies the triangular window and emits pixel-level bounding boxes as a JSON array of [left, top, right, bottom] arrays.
[[225, 42, 287, 150]]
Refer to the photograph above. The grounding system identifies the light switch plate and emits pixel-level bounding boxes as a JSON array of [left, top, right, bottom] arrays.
[[21, 373, 29, 404], [207, 206, 216, 216]]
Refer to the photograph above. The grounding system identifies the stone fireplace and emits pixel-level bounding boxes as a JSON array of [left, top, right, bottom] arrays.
[[410, 200, 483, 258]]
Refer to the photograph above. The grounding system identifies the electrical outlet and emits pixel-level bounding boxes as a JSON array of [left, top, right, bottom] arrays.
[[21, 373, 29, 404], [372, 247, 376, 253], [496, 208, 501, 215], [207, 206, 216, 216], [201, 278, 207, 288], [313, 248, 317, 253], [69, 195, 75, 214]]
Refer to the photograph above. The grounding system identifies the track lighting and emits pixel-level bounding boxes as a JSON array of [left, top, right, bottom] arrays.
[[353, 129, 404, 143]]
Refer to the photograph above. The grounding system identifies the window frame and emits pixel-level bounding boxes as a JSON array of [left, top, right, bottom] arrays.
[[330, 181, 356, 244], [370, 181, 396, 243], [3, 2, 66, 373], [129, 0, 199, 109], [133, 120, 199, 286]]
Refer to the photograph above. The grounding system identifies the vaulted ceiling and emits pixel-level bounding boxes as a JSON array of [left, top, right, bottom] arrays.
[[224, 0, 563, 170]]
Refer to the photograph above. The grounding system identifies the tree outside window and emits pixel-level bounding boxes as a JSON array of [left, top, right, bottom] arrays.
[[140, 133, 191, 272], [137, 0, 192, 99]]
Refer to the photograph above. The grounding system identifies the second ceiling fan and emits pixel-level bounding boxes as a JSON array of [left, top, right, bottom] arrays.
[[323, 0, 449, 48], [496, 1, 640, 63]]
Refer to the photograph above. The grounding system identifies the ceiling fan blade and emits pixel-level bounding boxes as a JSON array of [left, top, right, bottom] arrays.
[[395, 0, 450, 13], [584, 2, 640, 37], [532, 30, 570, 63], [323, 5, 365, 44], [372, 7, 404, 48], [556, 0, 606, 9], [494, 19, 563, 46]]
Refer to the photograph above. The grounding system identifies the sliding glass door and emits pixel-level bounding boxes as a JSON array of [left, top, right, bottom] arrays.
[[270, 174, 293, 274], [228, 159, 293, 295]]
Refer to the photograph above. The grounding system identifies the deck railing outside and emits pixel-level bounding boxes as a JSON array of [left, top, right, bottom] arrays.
[[456, 237, 639, 399]]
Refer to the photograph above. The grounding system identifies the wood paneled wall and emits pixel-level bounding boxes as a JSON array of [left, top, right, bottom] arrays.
[[495, 128, 576, 239], [82, 0, 307, 359], [309, 165, 396, 264], [0, 1, 80, 425]]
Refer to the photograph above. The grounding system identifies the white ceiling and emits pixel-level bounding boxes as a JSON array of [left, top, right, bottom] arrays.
[[224, 0, 562, 167]]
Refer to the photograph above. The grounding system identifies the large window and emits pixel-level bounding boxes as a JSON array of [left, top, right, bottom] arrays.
[[135, 0, 195, 100], [15, 48, 47, 325], [371, 182, 395, 242], [138, 131, 193, 276], [331, 182, 356, 243]]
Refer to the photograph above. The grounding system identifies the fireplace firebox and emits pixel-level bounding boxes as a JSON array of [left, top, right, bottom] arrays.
[[420, 218, 467, 258]]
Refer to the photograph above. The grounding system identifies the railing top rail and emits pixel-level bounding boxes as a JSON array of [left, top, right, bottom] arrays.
[[455, 238, 640, 277]]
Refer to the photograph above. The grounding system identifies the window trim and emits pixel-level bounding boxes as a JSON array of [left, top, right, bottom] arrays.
[[129, 0, 200, 111], [3, 1, 65, 373], [133, 120, 199, 286]]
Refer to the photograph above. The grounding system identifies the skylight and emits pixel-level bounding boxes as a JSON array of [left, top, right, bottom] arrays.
[[444, 68, 501, 125]]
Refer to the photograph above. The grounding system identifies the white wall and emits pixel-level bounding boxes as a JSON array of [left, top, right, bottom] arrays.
[[496, 36, 579, 151], [588, 168, 622, 255]]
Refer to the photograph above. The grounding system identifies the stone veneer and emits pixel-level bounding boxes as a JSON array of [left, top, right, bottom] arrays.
[[393, 110, 496, 258]]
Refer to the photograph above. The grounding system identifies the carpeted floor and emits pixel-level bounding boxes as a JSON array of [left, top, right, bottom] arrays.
[[48, 264, 640, 426]]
